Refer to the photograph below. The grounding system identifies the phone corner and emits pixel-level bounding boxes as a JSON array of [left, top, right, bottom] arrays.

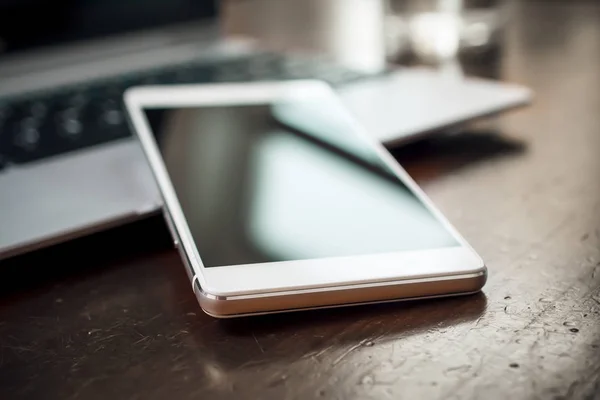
[[122, 87, 137, 105], [123, 85, 148, 106], [461, 250, 488, 291], [193, 278, 229, 317], [473, 261, 488, 291]]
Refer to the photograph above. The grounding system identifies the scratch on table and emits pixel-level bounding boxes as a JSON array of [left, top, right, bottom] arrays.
[[93, 345, 105, 353], [315, 345, 334, 358], [167, 330, 189, 340], [252, 332, 265, 353], [300, 344, 333, 362], [133, 328, 145, 338], [565, 379, 580, 398], [444, 364, 471, 375], [95, 334, 122, 343], [236, 358, 269, 370], [133, 336, 150, 345], [591, 263, 600, 280], [145, 313, 163, 324], [510, 282, 575, 338], [332, 339, 369, 366], [465, 315, 485, 334], [3, 345, 36, 353]]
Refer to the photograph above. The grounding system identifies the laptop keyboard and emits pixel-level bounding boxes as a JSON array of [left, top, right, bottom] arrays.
[[0, 52, 372, 168]]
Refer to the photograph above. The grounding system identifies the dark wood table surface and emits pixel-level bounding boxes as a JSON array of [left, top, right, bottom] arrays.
[[1, 1, 599, 399]]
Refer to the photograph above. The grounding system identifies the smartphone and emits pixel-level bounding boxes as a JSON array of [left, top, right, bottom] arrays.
[[125, 80, 486, 318]]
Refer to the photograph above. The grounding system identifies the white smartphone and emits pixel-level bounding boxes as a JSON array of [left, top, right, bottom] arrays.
[[124, 80, 486, 318]]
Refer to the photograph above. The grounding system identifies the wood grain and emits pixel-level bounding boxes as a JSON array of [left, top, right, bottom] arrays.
[[1, 1, 599, 399]]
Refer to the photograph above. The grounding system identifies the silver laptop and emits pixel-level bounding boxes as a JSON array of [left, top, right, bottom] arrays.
[[0, 0, 531, 260]]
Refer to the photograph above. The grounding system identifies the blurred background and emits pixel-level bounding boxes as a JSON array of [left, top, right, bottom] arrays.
[[1, 0, 599, 267], [223, 0, 506, 74]]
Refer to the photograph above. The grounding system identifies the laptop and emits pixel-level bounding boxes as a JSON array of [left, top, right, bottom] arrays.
[[0, 0, 531, 260]]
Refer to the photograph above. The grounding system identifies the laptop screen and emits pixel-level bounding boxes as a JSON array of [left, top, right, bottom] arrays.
[[0, 0, 218, 56]]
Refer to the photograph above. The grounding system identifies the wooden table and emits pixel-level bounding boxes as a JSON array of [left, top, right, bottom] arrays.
[[1, 2, 599, 399]]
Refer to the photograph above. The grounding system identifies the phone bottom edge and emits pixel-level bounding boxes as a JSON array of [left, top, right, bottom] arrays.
[[195, 272, 486, 318]]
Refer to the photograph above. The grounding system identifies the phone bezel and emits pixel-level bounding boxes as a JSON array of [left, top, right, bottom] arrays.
[[124, 80, 485, 298]]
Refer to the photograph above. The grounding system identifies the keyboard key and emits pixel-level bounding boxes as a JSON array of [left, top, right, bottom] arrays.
[[98, 100, 124, 125], [56, 107, 82, 139], [68, 93, 89, 108], [14, 118, 41, 151], [29, 101, 47, 119], [103, 109, 123, 126], [59, 118, 83, 138]]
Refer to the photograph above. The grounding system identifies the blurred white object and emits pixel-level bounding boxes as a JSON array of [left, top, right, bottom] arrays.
[[222, 0, 387, 73], [407, 0, 462, 62], [409, 12, 462, 62], [385, 0, 504, 62]]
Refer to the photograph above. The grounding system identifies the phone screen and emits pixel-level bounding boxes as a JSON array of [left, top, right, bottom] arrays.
[[143, 90, 459, 268]]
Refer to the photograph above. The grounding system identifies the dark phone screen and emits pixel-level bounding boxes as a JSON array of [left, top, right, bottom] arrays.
[[144, 90, 458, 267]]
